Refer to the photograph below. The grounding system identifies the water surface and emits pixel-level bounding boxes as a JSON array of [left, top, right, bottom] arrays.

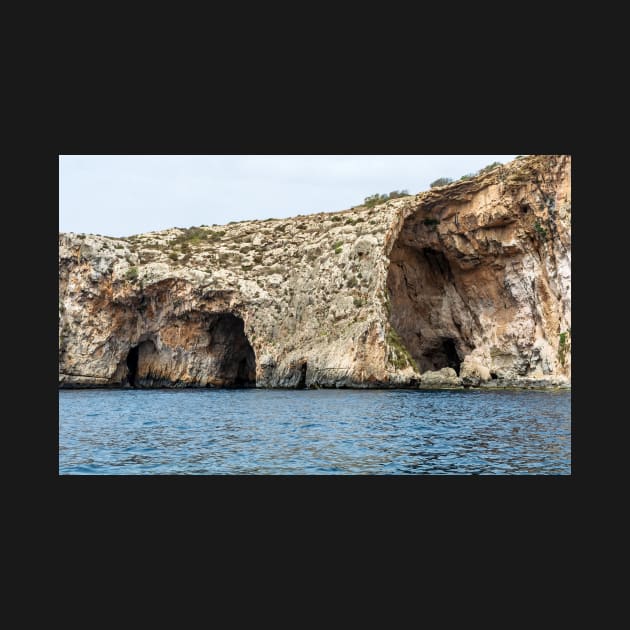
[[59, 389, 570, 474]]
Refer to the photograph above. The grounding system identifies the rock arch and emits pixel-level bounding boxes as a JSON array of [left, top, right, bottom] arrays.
[[120, 312, 256, 388]]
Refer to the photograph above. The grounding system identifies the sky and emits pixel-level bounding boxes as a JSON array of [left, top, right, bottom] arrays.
[[59, 155, 518, 237]]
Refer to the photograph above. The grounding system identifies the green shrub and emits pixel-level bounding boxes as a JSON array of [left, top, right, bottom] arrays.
[[363, 190, 410, 208], [347, 275, 357, 288], [125, 266, 139, 281], [459, 173, 476, 181], [430, 177, 453, 188], [558, 329, 571, 367], [353, 297, 363, 308], [534, 220, 548, 240], [478, 161, 503, 175], [168, 252, 178, 261], [364, 193, 389, 208], [386, 327, 418, 371], [388, 190, 409, 199], [331, 216, 342, 222], [170, 226, 208, 248]]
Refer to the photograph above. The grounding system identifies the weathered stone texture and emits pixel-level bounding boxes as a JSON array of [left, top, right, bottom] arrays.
[[59, 155, 571, 389]]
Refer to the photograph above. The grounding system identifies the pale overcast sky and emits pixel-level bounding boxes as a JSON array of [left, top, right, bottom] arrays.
[[59, 155, 518, 237]]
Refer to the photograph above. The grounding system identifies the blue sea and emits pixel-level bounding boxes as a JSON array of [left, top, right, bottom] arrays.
[[59, 389, 571, 474]]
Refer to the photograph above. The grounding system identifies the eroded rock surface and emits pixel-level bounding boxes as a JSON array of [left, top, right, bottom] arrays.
[[59, 155, 571, 389]]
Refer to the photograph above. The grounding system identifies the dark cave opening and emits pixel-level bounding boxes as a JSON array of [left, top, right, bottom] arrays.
[[297, 361, 307, 389], [386, 214, 477, 377], [207, 313, 256, 388], [121, 314, 256, 389], [126, 345, 139, 387], [440, 337, 461, 375], [414, 336, 462, 374], [124, 339, 156, 388]]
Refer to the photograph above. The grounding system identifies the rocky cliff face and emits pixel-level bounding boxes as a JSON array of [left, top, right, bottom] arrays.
[[59, 155, 571, 389]]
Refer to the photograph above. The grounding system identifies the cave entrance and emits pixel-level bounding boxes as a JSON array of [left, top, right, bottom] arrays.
[[126, 345, 139, 386], [424, 337, 461, 375], [207, 313, 256, 388], [125, 339, 157, 388], [386, 218, 475, 377], [297, 361, 307, 389]]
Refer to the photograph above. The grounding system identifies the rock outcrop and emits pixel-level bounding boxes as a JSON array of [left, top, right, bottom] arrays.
[[59, 155, 571, 389]]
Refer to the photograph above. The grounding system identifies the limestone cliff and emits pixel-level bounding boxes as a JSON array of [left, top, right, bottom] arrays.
[[59, 155, 571, 389]]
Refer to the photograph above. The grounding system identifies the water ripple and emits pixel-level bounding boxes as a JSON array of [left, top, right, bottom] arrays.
[[59, 389, 571, 475]]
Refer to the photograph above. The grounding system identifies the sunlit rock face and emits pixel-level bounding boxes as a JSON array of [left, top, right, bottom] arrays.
[[59, 155, 570, 389]]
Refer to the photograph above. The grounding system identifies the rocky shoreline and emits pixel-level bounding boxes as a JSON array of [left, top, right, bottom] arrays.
[[59, 155, 571, 390]]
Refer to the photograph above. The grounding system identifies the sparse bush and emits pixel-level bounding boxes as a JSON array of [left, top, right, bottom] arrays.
[[388, 190, 409, 199], [478, 161, 502, 175], [347, 275, 358, 288], [363, 190, 410, 208], [430, 177, 453, 188], [558, 329, 571, 367], [386, 327, 418, 371], [459, 173, 476, 181], [534, 220, 548, 240], [353, 297, 363, 308], [364, 194, 387, 208], [168, 252, 178, 261], [125, 266, 139, 282], [331, 216, 342, 222]]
